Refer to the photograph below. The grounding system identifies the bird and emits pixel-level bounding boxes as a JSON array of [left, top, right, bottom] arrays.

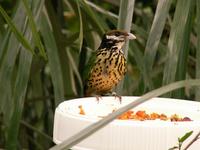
[[83, 30, 136, 100]]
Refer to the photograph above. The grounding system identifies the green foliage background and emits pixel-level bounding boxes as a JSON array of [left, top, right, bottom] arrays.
[[0, 0, 200, 149]]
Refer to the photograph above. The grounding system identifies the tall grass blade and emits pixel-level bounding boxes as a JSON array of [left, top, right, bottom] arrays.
[[66, 50, 83, 90], [0, 5, 35, 54], [0, 3, 28, 122], [45, 0, 75, 100], [22, 0, 47, 59], [50, 79, 200, 150], [143, 0, 172, 90], [20, 120, 52, 141], [2, 1, 44, 148], [116, 0, 135, 94], [126, 42, 144, 95], [6, 48, 33, 149], [79, 0, 106, 35], [0, 15, 5, 42], [162, 0, 192, 97], [84, 0, 118, 19], [0, 35, 22, 122], [174, 1, 194, 98], [0, 30, 11, 68], [195, 0, 200, 101], [76, 1, 83, 53], [40, 12, 65, 104], [129, 42, 144, 75]]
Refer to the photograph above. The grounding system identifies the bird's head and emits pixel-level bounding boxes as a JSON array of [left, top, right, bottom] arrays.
[[99, 30, 136, 50]]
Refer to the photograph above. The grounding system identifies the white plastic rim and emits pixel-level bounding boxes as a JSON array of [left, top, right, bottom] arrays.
[[53, 96, 200, 150]]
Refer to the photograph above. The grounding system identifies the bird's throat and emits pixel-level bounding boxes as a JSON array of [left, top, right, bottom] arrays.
[[99, 40, 125, 52]]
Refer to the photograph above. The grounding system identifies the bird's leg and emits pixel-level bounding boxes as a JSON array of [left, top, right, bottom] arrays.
[[112, 92, 122, 103], [95, 95, 102, 103]]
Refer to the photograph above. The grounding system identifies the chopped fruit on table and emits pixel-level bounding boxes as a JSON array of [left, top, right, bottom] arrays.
[[78, 105, 192, 122], [78, 105, 85, 115]]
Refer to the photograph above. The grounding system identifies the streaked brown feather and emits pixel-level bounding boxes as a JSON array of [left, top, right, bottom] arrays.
[[84, 30, 135, 97], [84, 49, 126, 96]]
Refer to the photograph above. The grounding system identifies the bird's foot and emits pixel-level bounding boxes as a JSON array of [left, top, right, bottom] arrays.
[[95, 95, 103, 103], [112, 92, 122, 103]]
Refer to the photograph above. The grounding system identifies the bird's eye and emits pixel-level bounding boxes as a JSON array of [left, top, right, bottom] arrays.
[[115, 32, 120, 36]]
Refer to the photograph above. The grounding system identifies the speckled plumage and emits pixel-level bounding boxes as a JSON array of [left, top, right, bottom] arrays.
[[84, 30, 136, 97]]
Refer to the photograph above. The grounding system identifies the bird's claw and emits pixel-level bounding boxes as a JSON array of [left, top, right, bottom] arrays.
[[95, 95, 102, 103], [112, 92, 122, 104]]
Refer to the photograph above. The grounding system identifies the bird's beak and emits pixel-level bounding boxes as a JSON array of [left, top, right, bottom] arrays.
[[127, 33, 136, 40]]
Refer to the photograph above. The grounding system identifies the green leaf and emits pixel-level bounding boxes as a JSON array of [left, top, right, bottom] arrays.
[[0, 5, 35, 54], [66, 49, 83, 91], [174, 1, 194, 98], [79, 0, 106, 35], [0, 2, 28, 122], [143, 0, 172, 90], [20, 120, 52, 141], [195, 0, 200, 101], [162, 0, 193, 97], [29, 68, 44, 118], [22, 0, 47, 60], [0, 34, 21, 121], [178, 131, 193, 143], [2, 1, 45, 148], [76, 1, 83, 53], [45, 0, 76, 100], [40, 12, 65, 105], [0, 15, 5, 42], [0, 30, 11, 69], [129, 42, 144, 77], [6, 48, 33, 150]]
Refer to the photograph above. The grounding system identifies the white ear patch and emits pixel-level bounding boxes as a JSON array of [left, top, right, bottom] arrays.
[[106, 35, 119, 40]]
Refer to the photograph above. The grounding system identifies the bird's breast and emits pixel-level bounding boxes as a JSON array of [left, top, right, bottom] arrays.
[[85, 49, 127, 95]]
